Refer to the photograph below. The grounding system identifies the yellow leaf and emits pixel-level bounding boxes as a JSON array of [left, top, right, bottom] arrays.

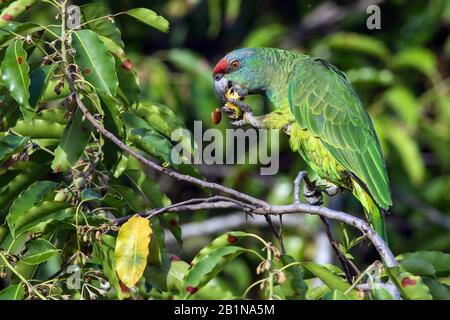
[[115, 215, 152, 288]]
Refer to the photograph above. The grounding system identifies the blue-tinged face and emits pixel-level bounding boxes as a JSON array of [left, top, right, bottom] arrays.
[[212, 48, 262, 101]]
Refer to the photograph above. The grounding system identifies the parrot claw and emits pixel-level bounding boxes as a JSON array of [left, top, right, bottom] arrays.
[[303, 183, 323, 206], [324, 185, 340, 196], [231, 119, 247, 127]]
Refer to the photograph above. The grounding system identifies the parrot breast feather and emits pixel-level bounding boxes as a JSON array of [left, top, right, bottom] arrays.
[[287, 57, 392, 209]]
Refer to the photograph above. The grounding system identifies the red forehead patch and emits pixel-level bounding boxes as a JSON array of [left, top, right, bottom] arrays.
[[213, 58, 228, 75]]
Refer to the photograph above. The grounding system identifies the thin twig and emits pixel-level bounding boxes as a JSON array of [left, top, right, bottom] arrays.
[[319, 216, 354, 283]]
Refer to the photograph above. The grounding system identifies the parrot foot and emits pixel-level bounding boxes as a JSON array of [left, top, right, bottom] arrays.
[[293, 171, 323, 205], [230, 111, 260, 127], [324, 184, 340, 196], [303, 183, 323, 206]]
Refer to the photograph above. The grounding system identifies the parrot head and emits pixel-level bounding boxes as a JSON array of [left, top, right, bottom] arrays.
[[213, 48, 266, 102]]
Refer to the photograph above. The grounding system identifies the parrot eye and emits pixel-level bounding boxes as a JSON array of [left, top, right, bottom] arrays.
[[230, 60, 240, 71]]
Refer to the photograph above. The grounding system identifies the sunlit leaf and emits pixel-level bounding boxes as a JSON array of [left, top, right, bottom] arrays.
[[125, 8, 169, 33], [115, 215, 152, 288], [393, 47, 437, 76], [72, 29, 118, 97], [1, 40, 32, 121], [387, 267, 433, 300], [243, 24, 286, 48], [325, 32, 391, 61], [386, 124, 425, 185], [384, 86, 420, 128], [0, 284, 25, 300], [322, 289, 350, 300]]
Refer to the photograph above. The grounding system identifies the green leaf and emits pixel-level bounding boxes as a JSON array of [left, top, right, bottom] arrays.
[[0, 135, 28, 164], [80, 188, 101, 201], [123, 169, 170, 208], [401, 257, 436, 277], [322, 290, 350, 300], [183, 246, 251, 297], [0, 0, 38, 28], [98, 36, 140, 107], [5, 179, 56, 224], [29, 64, 56, 108], [384, 86, 420, 128], [109, 184, 147, 212], [387, 267, 433, 300], [98, 93, 126, 170], [242, 24, 286, 48], [191, 231, 250, 266], [0, 284, 25, 300], [9, 201, 73, 237], [127, 127, 173, 166], [72, 29, 118, 97], [159, 213, 182, 247], [280, 255, 308, 300], [372, 287, 394, 300], [115, 215, 152, 289], [325, 32, 391, 61], [345, 67, 394, 86], [21, 238, 59, 265], [386, 123, 425, 185], [7, 181, 58, 234], [0, 164, 49, 220], [1, 40, 32, 121], [51, 109, 91, 172], [144, 252, 189, 293], [114, 55, 140, 107], [398, 272, 433, 300], [81, 4, 124, 48], [12, 118, 66, 139], [399, 251, 450, 277], [301, 262, 361, 299], [422, 277, 450, 300], [393, 47, 437, 76], [134, 102, 185, 139], [0, 22, 43, 48], [125, 8, 169, 33], [92, 234, 128, 299]]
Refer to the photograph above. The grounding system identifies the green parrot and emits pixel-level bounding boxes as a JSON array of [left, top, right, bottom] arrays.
[[213, 48, 392, 240]]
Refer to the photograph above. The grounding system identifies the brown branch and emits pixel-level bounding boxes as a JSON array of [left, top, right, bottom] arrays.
[[115, 198, 398, 269]]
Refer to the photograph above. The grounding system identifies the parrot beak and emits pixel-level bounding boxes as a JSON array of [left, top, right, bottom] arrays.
[[214, 74, 230, 103]]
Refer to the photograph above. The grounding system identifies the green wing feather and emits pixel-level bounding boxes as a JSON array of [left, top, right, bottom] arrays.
[[288, 57, 392, 210]]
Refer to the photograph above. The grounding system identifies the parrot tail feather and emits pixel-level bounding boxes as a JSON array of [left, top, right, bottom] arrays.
[[351, 178, 388, 243]]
